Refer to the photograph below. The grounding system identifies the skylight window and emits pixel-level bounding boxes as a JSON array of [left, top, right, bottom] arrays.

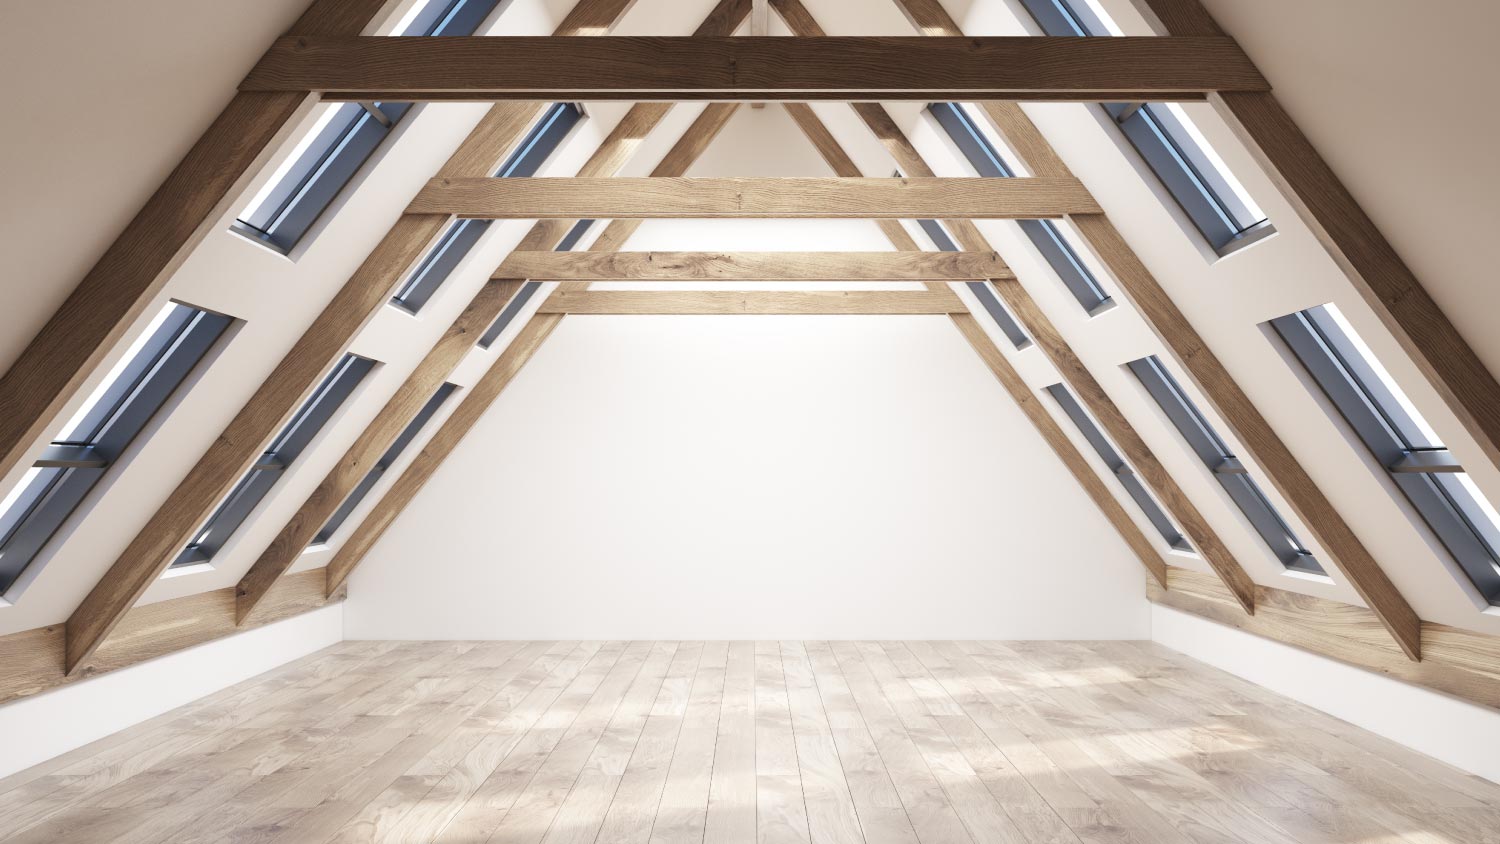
[[231, 0, 505, 255], [916, 219, 1032, 350], [1270, 304, 1500, 605], [477, 219, 596, 349], [1014, 0, 1273, 256], [1045, 382, 1192, 552], [0, 303, 232, 596], [172, 353, 375, 569], [311, 382, 458, 547], [391, 103, 585, 313], [928, 102, 1114, 315], [1128, 355, 1322, 574]]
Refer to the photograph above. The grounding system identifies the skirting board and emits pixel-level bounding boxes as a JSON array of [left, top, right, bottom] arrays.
[[0, 603, 342, 780], [1152, 603, 1500, 784]]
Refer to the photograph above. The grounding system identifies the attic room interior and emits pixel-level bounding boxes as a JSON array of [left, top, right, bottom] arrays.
[[2, 0, 1499, 841]]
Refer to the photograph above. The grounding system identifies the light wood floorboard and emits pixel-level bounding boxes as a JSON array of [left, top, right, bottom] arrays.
[[2, 640, 1497, 843]]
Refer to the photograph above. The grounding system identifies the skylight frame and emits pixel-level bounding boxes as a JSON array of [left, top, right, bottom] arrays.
[[172, 353, 376, 568], [0, 302, 232, 596], [1014, 0, 1274, 257], [1044, 382, 1193, 553], [1270, 304, 1500, 605], [1127, 354, 1323, 574]]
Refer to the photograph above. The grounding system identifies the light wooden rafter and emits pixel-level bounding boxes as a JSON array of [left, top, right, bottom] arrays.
[[1130, 0, 1500, 477], [7, 0, 1489, 697], [494, 251, 1012, 280], [0, 0, 393, 500], [780, 102, 1164, 590], [239, 35, 1268, 100], [233, 2, 752, 624], [407, 176, 1100, 218], [321, 104, 744, 593], [58, 0, 649, 675], [889, 0, 1420, 658]]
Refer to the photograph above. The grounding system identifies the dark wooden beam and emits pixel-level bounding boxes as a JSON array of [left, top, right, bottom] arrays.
[[408, 176, 1101, 219], [495, 251, 1013, 281], [240, 35, 1268, 100]]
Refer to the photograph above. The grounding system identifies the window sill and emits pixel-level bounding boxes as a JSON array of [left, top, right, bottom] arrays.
[[1213, 219, 1277, 261], [161, 561, 214, 580]]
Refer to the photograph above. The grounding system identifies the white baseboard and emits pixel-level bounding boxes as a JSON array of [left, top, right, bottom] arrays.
[[0, 604, 343, 780], [1151, 603, 1500, 784]]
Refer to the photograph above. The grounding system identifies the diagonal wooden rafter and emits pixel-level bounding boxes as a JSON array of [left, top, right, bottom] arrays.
[[58, 0, 653, 675], [239, 35, 1269, 100], [322, 102, 745, 596], [407, 176, 1101, 219], [0, 0, 392, 500], [782, 100, 1166, 590], [234, 1, 752, 623], [890, 0, 1419, 659], [1134, 0, 1500, 497], [784, 9, 1256, 615]]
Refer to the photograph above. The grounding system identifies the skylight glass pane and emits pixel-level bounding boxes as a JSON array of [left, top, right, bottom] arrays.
[[1128, 355, 1321, 574], [1045, 382, 1191, 552], [1014, 0, 1272, 254], [928, 102, 1113, 314], [1270, 304, 1500, 604], [393, 103, 584, 313], [1, 303, 232, 595], [173, 353, 374, 568]]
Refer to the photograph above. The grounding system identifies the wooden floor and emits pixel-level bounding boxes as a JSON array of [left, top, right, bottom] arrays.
[[2, 641, 1498, 844]]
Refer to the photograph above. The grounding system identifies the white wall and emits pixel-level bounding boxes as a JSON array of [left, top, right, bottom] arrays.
[[0, 604, 343, 780], [344, 314, 1152, 640], [1153, 605, 1500, 784]]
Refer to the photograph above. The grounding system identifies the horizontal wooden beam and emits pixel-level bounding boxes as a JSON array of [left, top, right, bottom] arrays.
[[240, 36, 1267, 100], [0, 570, 338, 706], [495, 251, 1013, 281], [538, 290, 966, 315], [409, 177, 1100, 219], [1149, 568, 1500, 711]]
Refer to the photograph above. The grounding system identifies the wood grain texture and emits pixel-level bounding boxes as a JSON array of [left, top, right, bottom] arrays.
[[890, 0, 1418, 656], [781, 93, 1167, 587], [240, 35, 1269, 98], [233, 279, 525, 624], [538, 290, 966, 315], [991, 276, 1258, 612], [878, 0, 1260, 617], [952, 315, 1169, 587], [1216, 88, 1500, 474], [0, 570, 337, 706], [324, 315, 564, 595], [1071, 214, 1420, 657], [410, 176, 1100, 219], [1150, 568, 1500, 710], [24, 639, 1500, 841], [500, 251, 1010, 281], [0, 0, 394, 487], [308, 2, 751, 605], [60, 0, 642, 677]]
